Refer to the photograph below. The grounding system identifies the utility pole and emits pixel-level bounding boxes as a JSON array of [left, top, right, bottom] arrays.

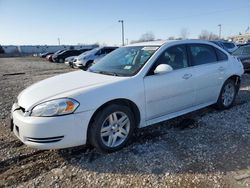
[[218, 24, 222, 39], [118, 20, 125, 46], [58, 38, 61, 45]]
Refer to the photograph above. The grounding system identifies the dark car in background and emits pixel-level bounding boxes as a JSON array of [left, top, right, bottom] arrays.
[[210, 40, 237, 54], [39, 52, 54, 58], [46, 50, 65, 62], [52, 49, 92, 63], [0, 45, 5, 54], [232, 44, 250, 72]]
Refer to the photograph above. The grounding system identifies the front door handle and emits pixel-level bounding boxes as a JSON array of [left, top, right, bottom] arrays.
[[182, 73, 192, 80]]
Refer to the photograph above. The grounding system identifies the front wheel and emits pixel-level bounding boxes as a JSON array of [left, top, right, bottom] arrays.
[[215, 79, 237, 110], [88, 104, 135, 153]]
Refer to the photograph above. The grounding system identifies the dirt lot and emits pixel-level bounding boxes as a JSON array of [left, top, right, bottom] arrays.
[[0, 57, 250, 188]]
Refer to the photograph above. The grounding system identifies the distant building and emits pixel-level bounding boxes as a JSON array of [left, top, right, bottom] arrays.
[[1, 44, 99, 55], [229, 33, 250, 43]]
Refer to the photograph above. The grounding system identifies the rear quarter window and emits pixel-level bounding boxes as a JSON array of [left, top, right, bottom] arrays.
[[214, 47, 228, 61]]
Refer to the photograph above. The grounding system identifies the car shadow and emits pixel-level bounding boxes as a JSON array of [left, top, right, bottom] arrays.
[[58, 88, 250, 176]]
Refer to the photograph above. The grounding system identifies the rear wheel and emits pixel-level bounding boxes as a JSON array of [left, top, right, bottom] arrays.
[[215, 79, 237, 109], [88, 104, 135, 153]]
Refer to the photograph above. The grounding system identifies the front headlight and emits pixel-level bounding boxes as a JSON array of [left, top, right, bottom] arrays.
[[31, 98, 79, 117]]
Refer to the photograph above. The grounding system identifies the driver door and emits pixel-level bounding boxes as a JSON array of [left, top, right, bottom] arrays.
[[143, 45, 196, 121]]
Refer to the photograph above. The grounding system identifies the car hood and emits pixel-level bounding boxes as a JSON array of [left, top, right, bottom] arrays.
[[18, 70, 124, 110]]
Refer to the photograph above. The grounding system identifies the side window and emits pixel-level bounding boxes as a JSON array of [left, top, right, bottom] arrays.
[[152, 45, 188, 71], [189, 44, 217, 66], [96, 49, 103, 55], [104, 48, 112, 54], [215, 47, 228, 61], [242, 46, 250, 55], [106, 48, 115, 53]]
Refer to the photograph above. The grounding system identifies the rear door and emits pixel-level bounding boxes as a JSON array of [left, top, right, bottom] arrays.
[[187, 44, 228, 105]]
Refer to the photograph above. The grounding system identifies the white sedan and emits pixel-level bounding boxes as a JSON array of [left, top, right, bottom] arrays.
[[11, 40, 244, 153]]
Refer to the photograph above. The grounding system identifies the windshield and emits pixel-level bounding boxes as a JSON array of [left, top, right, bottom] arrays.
[[89, 46, 158, 76], [78, 47, 100, 58]]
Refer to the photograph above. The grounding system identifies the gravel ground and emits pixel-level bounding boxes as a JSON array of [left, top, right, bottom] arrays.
[[0, 57, 250, 188]]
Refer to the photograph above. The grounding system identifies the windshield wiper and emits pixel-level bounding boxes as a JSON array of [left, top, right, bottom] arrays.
[[98, 71, 120, 76], [88, 69, 123, 76]]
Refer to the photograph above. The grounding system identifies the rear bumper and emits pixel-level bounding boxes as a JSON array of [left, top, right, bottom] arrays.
[[11, 107, 94, 150]]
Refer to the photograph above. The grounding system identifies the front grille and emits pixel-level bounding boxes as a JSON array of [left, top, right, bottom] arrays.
[[26, 136, 64, 143]]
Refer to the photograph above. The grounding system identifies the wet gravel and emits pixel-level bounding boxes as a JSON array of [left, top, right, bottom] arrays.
[[0, 57, 250, 188]]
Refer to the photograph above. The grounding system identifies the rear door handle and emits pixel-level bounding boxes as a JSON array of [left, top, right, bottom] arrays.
[[182, 73, 192, 80], [218, 66, 225, 71]]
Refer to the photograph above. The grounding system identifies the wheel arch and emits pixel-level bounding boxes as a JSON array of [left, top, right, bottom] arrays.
[[86, 98, 141, 143], [216, 74, 241, 101], [226, 74, 241, 90]]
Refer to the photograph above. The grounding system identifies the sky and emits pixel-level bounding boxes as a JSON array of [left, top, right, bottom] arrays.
[[0, 0, 250, 46]]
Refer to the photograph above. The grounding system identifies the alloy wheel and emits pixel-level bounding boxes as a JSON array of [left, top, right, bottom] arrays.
[[100, 111, 130, 148], [222, 82, 235, 107]]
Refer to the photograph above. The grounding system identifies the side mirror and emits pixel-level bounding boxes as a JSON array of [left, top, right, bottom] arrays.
[[154, 64, 173, 75]]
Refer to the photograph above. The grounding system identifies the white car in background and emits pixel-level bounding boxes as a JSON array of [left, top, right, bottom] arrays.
[[11, 40, 243, 153], [73, 46, 118, 69], [221, 41, 238, 53], [64, 56, 77, 67]]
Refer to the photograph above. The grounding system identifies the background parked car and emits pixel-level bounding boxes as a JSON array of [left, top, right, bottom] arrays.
[[52, 49, 92, 63], [65, 56, 77, 67], [39, 52, 54, 58], [232, 44, 250, 72], [73, 46, 118, 69], [46, 50, 65, 62], [237, 42, 250, 47], [0, 45, 5, 54], [210, 40, 238, 53], [221, 41, 238, 53]]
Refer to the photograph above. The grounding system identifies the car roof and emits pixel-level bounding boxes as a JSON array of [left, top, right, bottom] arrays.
[[100, 46, 118, 49], [126, 39, 218, 47], [240, 44, 250, 48]]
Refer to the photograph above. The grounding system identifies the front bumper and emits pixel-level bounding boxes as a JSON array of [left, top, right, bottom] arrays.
[[11, 105, 94, 150], [73, 59, 86, 68]]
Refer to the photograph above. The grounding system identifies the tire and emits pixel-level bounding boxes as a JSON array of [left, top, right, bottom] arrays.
[[59, 58, 64, 63], [215, 79, 237, 110], [88, 104, 135, 153], [85, 61, 93, 70]]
